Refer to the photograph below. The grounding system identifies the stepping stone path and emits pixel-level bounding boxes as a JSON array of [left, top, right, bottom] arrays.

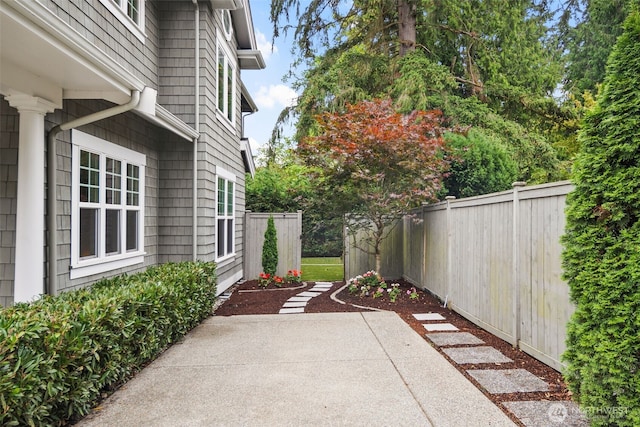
[[278, 282, 333, 314], [411, 312, 589, 426]]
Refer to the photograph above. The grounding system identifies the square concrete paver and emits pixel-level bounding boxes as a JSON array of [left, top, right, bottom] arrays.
[[413, 313, 446, 321], [443, 346, 512, 364], [423, 323, 459, 332], [467, 369, 549, 394], [503, 401, 589, 426], [426, 332, 484, 346]]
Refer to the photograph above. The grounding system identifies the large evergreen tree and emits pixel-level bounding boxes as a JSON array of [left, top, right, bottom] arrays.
[[561, 9, 640, 426], [270, 0, 565, 184], [562, 0, 632, 97]]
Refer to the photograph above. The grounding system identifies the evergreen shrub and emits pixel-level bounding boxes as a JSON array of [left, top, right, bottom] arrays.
[[262, 215, 279, 276], [0, 261, 216, 426], [561, 10, 640, 426]]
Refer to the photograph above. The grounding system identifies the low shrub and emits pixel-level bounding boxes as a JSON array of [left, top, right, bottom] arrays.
[[0, 261, 216, 426]]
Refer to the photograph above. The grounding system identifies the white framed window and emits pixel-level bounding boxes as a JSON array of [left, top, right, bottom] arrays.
[[70, 130, 146, 279], [216, 168, 236, 261], [216, 31, 236, 126], [99, 0, 146, 42]]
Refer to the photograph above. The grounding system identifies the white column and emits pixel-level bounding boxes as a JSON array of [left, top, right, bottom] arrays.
[[6, 95, 57, 303]]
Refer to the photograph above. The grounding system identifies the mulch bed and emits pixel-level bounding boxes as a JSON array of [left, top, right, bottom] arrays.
[[214, 279, 574, 426]]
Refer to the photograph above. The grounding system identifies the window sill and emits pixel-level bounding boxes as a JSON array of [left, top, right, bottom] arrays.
[[215, 254, 236, 267], [70, 253, 145, 280], [216, 111, 237, 134]]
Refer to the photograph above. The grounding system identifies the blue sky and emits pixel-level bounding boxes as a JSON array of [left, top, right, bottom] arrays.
[[242, 2, 299, 156]]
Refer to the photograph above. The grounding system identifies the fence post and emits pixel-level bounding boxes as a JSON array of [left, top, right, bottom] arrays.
[[512, 182, 526, 348], [244, 210, 251, 279], [445, 196, 456, 307]]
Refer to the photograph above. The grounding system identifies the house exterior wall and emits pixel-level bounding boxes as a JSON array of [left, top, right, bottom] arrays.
[[45, 98, 194, 293], [0, 0, 257, 305], [40, 0, 160, 90], [0, 98, 18, 307]]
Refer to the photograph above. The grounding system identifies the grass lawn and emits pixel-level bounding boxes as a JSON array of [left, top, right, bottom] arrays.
[[301, 257, 344, 282]]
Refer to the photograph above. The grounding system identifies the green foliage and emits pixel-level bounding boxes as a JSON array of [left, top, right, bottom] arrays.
[[262, 216, 279, 276], [0, 262, 216, 426], [443, 129, 518, 198], [561, 10, 640, 426], [562, 0, 631, 98]]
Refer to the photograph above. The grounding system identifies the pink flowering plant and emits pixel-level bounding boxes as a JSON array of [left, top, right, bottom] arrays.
[[347, 271, 386, 297], [348, 272, 421, 303]]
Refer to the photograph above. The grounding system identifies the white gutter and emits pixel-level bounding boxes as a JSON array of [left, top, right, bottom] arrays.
[[47, 90, 141, 296], [192, 0, 200, 261]]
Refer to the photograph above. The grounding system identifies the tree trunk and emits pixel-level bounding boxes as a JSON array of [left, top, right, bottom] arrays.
[[398, 0, 416, 57]]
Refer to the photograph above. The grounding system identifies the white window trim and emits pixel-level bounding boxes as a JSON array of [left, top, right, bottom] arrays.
[[70, 130, 146, 279], [216, 30, 237, 131], [216, 167, 236, 262], [98, 0, 146, 43], [221, 9, 234, 41]]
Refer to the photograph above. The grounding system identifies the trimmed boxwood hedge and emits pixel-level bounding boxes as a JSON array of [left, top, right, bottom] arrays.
[[0, 261, 216, 426]]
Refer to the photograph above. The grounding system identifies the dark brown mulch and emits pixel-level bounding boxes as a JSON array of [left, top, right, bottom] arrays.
[[214, 279, 574, 426]]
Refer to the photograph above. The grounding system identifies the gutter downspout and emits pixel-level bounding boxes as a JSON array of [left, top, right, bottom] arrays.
[[192, 0, 200, 262], [47, 90, 141, 296]]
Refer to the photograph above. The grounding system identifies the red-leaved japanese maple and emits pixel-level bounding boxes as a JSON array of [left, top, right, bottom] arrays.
[[300, 98, 450, 273]]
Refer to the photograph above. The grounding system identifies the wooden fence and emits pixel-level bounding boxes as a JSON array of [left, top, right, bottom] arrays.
[[344, 181, 574, 371], [244, 211, 302, 280]]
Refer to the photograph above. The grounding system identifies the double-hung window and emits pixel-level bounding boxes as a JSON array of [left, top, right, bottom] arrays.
[[216, 169, 235, 260], [99, 0, 146, 42], [71, 130, 146, 279], [217, 31, 236, 125]]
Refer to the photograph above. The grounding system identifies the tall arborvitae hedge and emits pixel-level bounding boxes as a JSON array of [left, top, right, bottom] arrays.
[[561, 10, 640, 427], [262, 215, 278, 276]]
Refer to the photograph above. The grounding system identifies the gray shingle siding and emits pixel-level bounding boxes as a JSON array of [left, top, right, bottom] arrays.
[[43, 0, 160, 88], [1, 0, 255, 304], [0, 98, 18, 307]]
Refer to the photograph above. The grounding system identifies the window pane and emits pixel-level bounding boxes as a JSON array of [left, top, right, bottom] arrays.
[[217, 178, 225, 214], [217, 218, 226, 256], [218, 52, 225, 112], [227, 62, 233, 121], [226, 218, 233, 254], [127, 0, 139, 23], [80, 208, 98, 258], [227, 181, 233, 215], [80, 150, 100, 203], [106, 209, 120, 255], [126, 210, 138, 251], [127, 164, 140, 206], [106, 158, 122, 205]]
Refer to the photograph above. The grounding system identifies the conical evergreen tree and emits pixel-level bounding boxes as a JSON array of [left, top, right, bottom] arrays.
[[262, 216, 278, 276], [561, 10, 640, 426]]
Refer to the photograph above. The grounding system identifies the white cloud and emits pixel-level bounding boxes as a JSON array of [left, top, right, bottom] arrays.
[[255, 30, 278, 61], [255, 84, 298, 109]]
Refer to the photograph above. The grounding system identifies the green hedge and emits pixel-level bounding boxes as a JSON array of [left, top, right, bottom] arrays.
[[0, 261, 216, 426], [561, 10, 640, 427]]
